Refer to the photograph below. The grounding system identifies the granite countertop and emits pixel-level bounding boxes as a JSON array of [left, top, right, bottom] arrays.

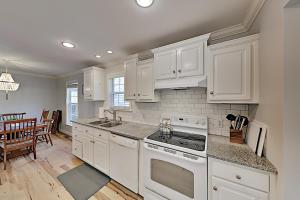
[[207, 135, 278, 174], [72, 118, 159, 140]]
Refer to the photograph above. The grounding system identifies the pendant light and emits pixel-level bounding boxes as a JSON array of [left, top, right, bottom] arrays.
[[0, 61, 20, 100]]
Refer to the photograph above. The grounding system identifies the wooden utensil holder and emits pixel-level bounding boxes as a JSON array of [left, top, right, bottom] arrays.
[[230, 129, 244, 144]]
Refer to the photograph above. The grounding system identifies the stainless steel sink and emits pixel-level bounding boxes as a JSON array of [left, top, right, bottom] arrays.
[[88, 119, 110, 126], [100, 122, 122, 128]]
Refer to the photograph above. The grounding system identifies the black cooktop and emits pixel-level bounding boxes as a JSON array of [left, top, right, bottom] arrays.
[[147, 131, 206, 151]]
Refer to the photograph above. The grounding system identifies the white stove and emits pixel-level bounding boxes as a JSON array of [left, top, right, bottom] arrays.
[[143, 115, 208, 200]]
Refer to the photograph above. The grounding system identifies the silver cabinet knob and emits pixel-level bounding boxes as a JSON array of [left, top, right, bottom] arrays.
[[138, 93, 140, 96], [173, 70, 176, 74], [133, 93, 136, 96], [213, 186, 218, 191], [236, 175, 242, 180], [210, 91, 214, 95], [99, 134, 102, 137], [178, 69, 182, 73]]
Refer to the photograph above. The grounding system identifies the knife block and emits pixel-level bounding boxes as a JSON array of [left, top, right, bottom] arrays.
[[230, 129, 244, 144]]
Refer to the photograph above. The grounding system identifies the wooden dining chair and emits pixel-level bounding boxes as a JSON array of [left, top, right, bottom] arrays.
[[0, 113, 26, 121], [40, 110, 49, 123], [35, 119, 54, 146], [51, 111, 59, 134], [0, 118, 37, 170]]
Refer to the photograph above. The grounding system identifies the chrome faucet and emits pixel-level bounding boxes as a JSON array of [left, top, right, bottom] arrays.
[[104, 108, 122, 122]]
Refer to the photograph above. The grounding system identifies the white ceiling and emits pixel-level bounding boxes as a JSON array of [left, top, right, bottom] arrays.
[[0, 0, 254, 77]]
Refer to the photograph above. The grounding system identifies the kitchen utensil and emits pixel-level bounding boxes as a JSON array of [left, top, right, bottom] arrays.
[[226, 114, 236, 121], [226, 114, 236, 129]]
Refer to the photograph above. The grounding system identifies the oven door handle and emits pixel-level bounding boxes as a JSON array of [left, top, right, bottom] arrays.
[[144, 143, 206, 164]]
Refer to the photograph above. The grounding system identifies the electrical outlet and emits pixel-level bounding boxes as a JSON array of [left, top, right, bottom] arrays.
[[218, 120, 223, 128]]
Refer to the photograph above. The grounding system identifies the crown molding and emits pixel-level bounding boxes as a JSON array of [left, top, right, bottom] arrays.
[[56, 69, 82, 79], [210, 24, 247, 41], [210, 0, 266, 41], [243, 0, 266, 30], [0, 67, 56, 79]]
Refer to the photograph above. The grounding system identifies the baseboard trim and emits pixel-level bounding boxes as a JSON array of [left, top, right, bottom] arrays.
[[60, 129, 72, 136]]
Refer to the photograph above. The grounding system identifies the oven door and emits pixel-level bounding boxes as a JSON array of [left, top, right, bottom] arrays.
[[144, 143, 207, 200]]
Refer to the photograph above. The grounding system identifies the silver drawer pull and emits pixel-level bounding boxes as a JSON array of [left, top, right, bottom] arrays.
[[236, 175, 242, 180], [99, 134, 102, 137], [213, 186, 218, 191]]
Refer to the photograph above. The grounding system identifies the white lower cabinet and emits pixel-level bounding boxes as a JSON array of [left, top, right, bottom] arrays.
[[93, 139, 109, 174], [212, 177, 268, 200], [72, 139, 82, 158], [82, 135, 94, 166], [72, 123, 109, 175], [208, 158, 270, 200]]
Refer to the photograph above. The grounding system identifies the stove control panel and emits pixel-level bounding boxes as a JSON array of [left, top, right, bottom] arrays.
[[171, 115, 207, 129]]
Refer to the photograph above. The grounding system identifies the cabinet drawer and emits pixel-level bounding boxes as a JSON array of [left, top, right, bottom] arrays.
[[72, 139, 83, 159], [83, 126, 95, 137], [73, 131, 84, 141], [73, 123, 84, 134], [93, 129, 109, 142], [211, 159, 269, 192]]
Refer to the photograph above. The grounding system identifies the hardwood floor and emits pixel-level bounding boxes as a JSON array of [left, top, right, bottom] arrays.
[[0, 133, 143, 200]]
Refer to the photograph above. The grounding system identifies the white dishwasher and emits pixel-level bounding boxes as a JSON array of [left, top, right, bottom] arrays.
[[109, 133, 139, 193]]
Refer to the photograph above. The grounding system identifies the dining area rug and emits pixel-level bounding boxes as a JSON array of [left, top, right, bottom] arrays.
[[57, 163, 111, 200]]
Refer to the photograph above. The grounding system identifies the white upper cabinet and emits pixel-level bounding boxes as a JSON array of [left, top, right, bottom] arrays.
[[207, 34, 260, 103], [83, 67, 106, 101], [177, 42, 205, 78], [136, 59, 160, 102], [124, 57, 137, 100], [154, 49, 177, 80], [124, 56, 160, 102], [153, 34, 210, 89]]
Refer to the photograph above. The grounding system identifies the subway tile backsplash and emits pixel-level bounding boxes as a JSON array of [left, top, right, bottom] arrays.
[[112, 88, 249, 137]]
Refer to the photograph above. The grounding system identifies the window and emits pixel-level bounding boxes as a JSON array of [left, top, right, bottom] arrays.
[[66, 84, 78, 125], [111, 76, 130, 109]]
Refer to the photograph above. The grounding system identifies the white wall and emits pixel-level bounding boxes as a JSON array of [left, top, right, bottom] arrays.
[[248, 0, 285, 199], [56, 72, 102, 134], [283, 5, 300, 200], [0, 72, 57, 119]]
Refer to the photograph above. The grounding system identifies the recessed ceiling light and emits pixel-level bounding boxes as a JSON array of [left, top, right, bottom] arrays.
[[136, 0, 154, 8], [62, 42, 75, 48], [95, 55, 101, 58], [107, 50, 113, 54]]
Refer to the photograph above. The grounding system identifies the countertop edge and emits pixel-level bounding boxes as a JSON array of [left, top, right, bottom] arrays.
[[71, 120, 158, 140], [207, 154, 278, 174]]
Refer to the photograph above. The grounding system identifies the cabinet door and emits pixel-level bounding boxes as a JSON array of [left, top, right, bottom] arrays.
[[211, 177, 268, 200], [125, 59, 137, 100], [93, 139, 109, 174], [84, 70, 93, 100], [154, 49, 177, 80], [137, 62, 154, 100], [177, 42, 204, 78], [208, 43, 251, 101], [82, 136, 94, 165], [72, 139, 83, 159]]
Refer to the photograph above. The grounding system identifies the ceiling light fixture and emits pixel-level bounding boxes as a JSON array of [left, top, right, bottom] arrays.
[[136, 0, 154, 8], [95, 55, 101, 58], [62, 42, 75, 48], [107, 50, 113, 54], [0, 61, 20, 100]]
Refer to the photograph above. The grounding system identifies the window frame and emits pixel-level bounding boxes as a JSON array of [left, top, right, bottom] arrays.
[[109, 75, 131, 111], [66, 83, 79, 126]]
